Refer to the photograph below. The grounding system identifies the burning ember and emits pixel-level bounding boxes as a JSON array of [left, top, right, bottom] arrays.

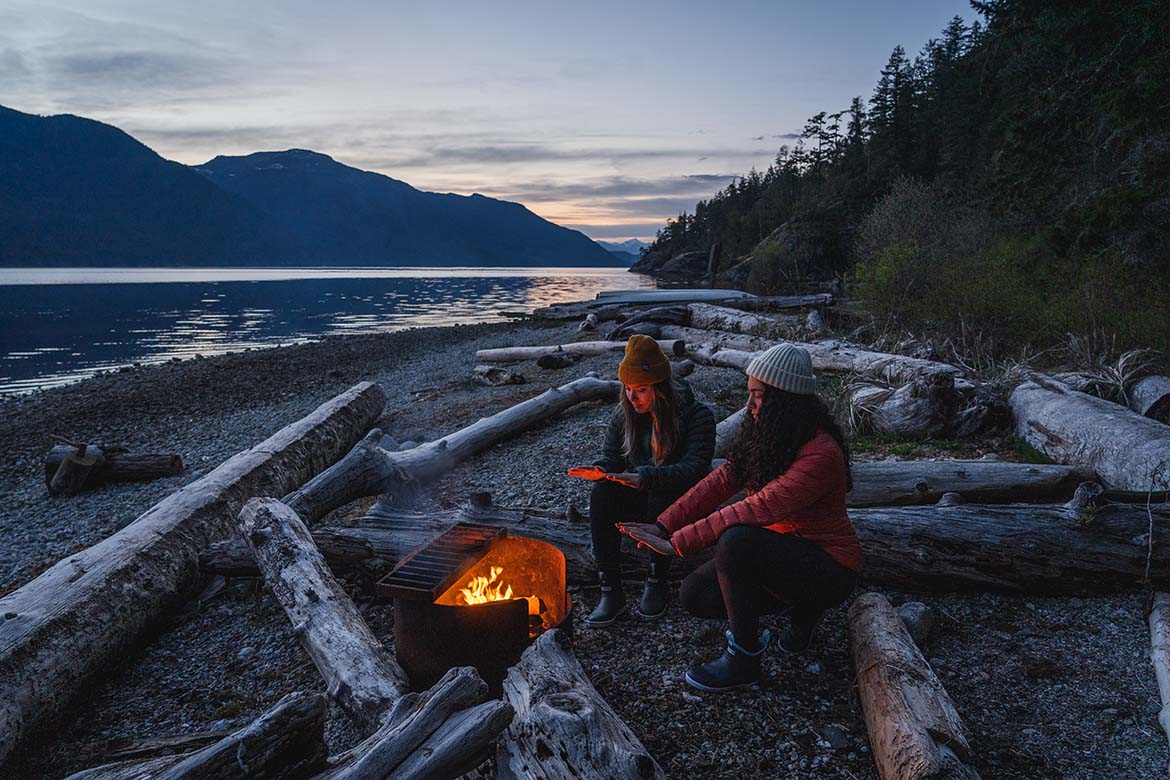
[[458, 565, 541, 619]]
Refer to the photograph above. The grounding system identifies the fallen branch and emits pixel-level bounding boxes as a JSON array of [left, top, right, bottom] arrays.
[[1131, 376, 1170, 424], [1150, 592, 1170, 752], [285, 377, 622, 523]]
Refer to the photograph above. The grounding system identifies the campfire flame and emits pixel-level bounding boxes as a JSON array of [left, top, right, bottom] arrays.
[[458, 565, 540, 616]]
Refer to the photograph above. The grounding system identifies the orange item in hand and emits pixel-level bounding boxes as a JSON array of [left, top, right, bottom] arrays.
[[567, 466, 606, 481]]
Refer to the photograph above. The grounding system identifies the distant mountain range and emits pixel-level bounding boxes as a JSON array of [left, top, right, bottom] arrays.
[[0, 105, 619, 267], [595, 239, 648, 265]]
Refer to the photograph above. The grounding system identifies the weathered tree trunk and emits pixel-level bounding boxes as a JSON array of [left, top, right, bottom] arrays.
[[714, 409, 746, 458], [1010, 373, 1170, 490], [210, 494, 1163, 593], [1131, 376, 1170, 424], [48, 444, 104, 496], [44, 445, 183, 493], [686, 303, 799, 338], [849, 592, 980, 780], [240, 498, 410, 732], [1151, 592, 1170, 754], [659, 326, 773, 353], [287, 377, 622, 523], [63, 692, 328, 780], [847, 460, 1095, 507], [852, 499, 1170, 593], [609, 306, 690, 341], [0, 382, 385, 765], [475, 340, 685, 364], [685, 340, 961, 384], [497, 629, 664, 780]]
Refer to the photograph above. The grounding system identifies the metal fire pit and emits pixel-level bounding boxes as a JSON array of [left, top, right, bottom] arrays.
[[377, 522, 572, 691]]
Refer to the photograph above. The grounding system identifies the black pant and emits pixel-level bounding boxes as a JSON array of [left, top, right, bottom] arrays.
[[679, 526, 856, 641], [589, 480, 673, 586]]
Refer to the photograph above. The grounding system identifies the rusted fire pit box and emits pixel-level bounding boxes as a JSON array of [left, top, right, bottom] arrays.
[[377, 522, 572, 691]]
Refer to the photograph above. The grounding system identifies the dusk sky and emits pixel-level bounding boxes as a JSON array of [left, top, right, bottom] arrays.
[[1, 1, 973, 241]]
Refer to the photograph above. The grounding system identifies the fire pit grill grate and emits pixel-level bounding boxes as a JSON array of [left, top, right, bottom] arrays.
[[378, 522, 506, 601]]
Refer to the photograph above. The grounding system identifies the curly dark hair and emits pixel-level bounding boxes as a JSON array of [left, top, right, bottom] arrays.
[[728, 384, 852, 492]]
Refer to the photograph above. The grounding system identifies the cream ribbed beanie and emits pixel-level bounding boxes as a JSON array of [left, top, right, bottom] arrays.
[[745, 343, 816, 395]]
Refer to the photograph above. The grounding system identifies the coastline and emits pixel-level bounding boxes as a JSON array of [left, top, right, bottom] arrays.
[[2, 315, 1163, 779]]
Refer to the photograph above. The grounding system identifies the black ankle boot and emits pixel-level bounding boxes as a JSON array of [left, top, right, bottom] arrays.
[[638, 577, 668, 620], [777, 610, 825, 655], [585, 585, 626, 627], [684, 629, 771, 692]]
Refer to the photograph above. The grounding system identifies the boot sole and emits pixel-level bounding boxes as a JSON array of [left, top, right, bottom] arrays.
[[582, 603, 628, 627], [636, 606, 667, 621], [683, 671, 760, 693]]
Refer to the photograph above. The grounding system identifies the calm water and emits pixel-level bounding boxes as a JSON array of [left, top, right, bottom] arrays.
[[0, 267, 654, 394]]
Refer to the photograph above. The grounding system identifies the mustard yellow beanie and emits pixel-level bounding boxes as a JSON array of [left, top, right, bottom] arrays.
[[618, 335, 671, 385]]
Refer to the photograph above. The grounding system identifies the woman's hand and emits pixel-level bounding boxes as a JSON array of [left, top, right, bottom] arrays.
[[605, 471, 641, 489], [618, 522, 678, 557]]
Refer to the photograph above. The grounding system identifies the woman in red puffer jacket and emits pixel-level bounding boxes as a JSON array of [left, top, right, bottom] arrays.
[[620, 343, 861, 692]]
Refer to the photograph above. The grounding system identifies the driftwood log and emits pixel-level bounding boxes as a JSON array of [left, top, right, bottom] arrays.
[[207, 494, 1163, 593], [853, 498, 1170, 593], [44, 443, 183, 494], [848, 460, 1094, 507], [239, 498, 513, 778], [849, 592, 980, 780], [1010, 373, 1170, 491], [532, 293, 830, 321], [1131, 376, 1170, 424], [1151, 592, 1170, 754], [685, 341, 961, 385], [475, 340, 686, 364], [687, 303, 799, 338], [0, 382, 385, 765], [285, 376, 622, 524], [239, 498, 409, 732], [63, 692, 328, 780], [314, 667, 512, 780], [497, 630, 664, 780]]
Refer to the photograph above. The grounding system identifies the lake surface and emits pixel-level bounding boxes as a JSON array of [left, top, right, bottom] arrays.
[[0, 267, 655, 394]]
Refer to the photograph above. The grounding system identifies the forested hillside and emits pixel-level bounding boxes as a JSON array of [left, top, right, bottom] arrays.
[[642, 0, 1170, 352]]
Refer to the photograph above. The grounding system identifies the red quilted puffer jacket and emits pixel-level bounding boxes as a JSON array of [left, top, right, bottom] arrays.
[[657, 430, 863, 572]]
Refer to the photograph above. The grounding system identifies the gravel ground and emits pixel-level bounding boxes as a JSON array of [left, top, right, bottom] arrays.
[[2, 317, 1166, 779]]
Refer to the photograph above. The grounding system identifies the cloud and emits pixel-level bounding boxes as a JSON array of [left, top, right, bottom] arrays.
[[773, 132, 802, 139], [564, 222, 668, 240], [496, 174, 737, 202], [376, 143, 762, 169]]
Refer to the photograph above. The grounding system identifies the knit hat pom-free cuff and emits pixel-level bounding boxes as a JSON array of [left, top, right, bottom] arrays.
[[618, 334, 671, 385], [745, 344, 816, 395]]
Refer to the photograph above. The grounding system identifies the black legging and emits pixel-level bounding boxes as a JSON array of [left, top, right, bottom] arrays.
[[679, 525, 856, 641], [589, 480, 674, 586]]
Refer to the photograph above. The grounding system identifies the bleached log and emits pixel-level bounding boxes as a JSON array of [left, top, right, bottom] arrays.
[[849, 592, 980, 780], [850, 375, 960, 439], [660, 326, 773, 353], [286, 377, 622, 523], [1131, 376, 1170, 424], [685, 340, 961, 384], [847, 460, 1094, 507], [578, 313, 598, 332], [852, 499, 1170, 593], [314, 667, 512, 780], [240, 498, 409, 733], [473, 365, 526, 386], [44, 445, 183, 493], [64, 692, 328, 780], [1150, 592, 1170, 752], [1010, 373, 1170, 491], [590, 289, 753, 306], [0, 382, 384, 764], [475, 340, 685, 364], [687, 303, 799, 338], [497, 629, 664, 780]]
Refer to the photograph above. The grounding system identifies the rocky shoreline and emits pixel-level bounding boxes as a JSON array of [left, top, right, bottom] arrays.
[[1, 316, 1165, 779]]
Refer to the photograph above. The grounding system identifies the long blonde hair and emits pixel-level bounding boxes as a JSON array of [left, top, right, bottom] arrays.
[[619, 380, 681, 465]]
